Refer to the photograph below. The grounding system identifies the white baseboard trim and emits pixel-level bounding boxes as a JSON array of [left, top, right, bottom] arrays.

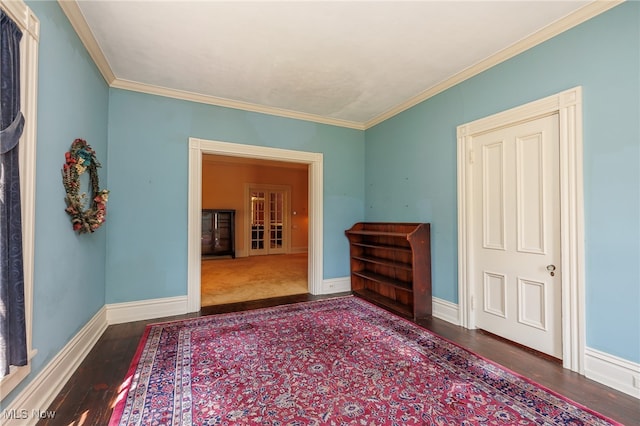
[[432, 297, 460, 325], [3, 307, 108, 426], [585, 347, 640, 399], [106, 296, 189, 324], [319, 276, 351, 295]]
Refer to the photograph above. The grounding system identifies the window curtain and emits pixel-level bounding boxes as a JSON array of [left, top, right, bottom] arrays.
[[0, 10, 27, 378]]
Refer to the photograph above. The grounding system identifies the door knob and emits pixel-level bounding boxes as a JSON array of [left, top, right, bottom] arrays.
[[546, 264, 556, 276]]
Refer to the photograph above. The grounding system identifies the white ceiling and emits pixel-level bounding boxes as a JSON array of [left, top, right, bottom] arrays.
[[68, 0, 609, 129]]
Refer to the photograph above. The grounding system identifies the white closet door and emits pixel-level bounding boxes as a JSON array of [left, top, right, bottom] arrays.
[[472, 114, 562, 358]]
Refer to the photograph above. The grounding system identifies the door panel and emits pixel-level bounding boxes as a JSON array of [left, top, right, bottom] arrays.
[[473, 114, 561, 358], [250, 190, 266, 253], [483, 271, 507, 318], [518, 277, 546, 330], [482, 142, 506, 250], [268, 191, 286, 254], [516, 133, 545, 254]]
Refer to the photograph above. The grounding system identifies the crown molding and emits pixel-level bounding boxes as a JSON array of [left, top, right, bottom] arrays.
[[57, 0, 115, 84], [58, 0, 621, 131], [363, 0, 623, 129], [111, 78, 365, 130], [57, 0, 362, 129]]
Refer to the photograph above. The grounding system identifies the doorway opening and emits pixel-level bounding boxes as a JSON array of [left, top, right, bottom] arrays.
[[200, 157, 307, 306], [187, 138, 324, 312]]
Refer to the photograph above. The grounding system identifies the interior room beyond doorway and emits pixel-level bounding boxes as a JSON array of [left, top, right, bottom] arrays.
[[201, 154, 309, 306]]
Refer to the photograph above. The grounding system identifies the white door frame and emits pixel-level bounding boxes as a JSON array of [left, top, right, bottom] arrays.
[[187, 138, 323, 312], [457, 87, 585, 373]]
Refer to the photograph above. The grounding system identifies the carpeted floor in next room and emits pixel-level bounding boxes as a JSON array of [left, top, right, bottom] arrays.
[[201, 253, 308, 306]]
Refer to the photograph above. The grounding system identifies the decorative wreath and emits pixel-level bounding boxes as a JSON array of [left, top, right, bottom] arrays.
[[61, 139, 109, 234]]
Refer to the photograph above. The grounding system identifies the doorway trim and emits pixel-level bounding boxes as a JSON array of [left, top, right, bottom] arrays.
[[187, 138, 323, 312], [457, 87, 585, 373]]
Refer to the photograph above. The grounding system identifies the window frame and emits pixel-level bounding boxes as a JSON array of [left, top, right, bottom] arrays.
[[0, 0, 39, 399]]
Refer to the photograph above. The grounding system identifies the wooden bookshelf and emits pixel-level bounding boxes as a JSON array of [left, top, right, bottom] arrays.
[[345, 222, 432, 320]]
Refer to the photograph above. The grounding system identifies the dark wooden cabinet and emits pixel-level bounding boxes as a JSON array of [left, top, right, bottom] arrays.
[[202, 209, 235, 258], [345, 222, 432, 320]]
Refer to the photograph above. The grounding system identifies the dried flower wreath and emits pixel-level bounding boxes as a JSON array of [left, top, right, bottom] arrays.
[[61, 139, 109, 233]]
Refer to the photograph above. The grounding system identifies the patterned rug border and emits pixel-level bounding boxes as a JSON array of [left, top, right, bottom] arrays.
[[109, 295, 622, 426], [109, 321, 153, 425]]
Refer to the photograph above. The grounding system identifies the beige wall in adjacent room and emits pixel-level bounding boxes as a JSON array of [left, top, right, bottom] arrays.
[[202, 157, 309, 256]]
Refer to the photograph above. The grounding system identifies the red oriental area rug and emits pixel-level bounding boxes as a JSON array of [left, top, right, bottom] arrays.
[[109, 296, 620, 425]]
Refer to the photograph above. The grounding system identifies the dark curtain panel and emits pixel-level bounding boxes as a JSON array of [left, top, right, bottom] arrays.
[[0, 9, 27, 378]]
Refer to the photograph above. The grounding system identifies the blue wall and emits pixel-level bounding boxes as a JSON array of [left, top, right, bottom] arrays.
[[105, 90, 364, 303], [5, 0, 110, 403], [364, 3, 639, 362]]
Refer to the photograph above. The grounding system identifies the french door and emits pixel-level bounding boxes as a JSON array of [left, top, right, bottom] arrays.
[[472, 114, 562, 358], [247, 185, 290, 256]]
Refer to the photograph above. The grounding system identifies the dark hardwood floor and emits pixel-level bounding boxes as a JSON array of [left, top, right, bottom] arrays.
[[39, 293, 639, 425]]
